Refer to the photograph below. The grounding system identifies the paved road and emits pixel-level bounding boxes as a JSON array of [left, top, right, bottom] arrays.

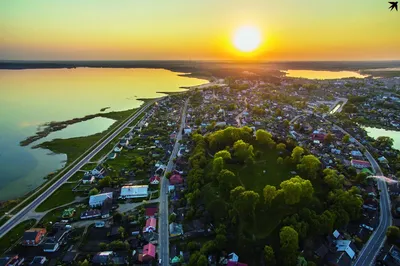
[[0, 101, 155, 238], [158, 99, 188, 265], [326, 121, 392, 266]]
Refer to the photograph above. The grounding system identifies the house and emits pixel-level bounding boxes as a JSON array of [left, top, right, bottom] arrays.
[[315, 244, 328, 259], [80, 209, 101, 220], [82, 175, 95, 184], [29, 256, 46, 266], [92, 251, 115, 266], [227, 262, 248, 266], [108, 153, 117, 160], [228, 253, 239, 262], [114, 146, 123, 153], [91, 166, 106, 177], [43, 223, 70, 252], [378, 156, 389, 164], [169, 223, 183, 237], [0, 255, 24, 266], [169, 174, 183, 185], [22, 228, 46, 246], [140, 244, 156, 262], [101, 198, 113, 218], [350, 150, 363, 157], [312, 133, 326, 142], [351, 159, 371, 169], [184, 127, 192, 135], [389, 183, 400, 196], [95, 221, 105, 228], [149, 176, 160, 185], [119, 185, 148, 199], [145, 207, 158, 218], [119, 139, 129, 147], [143, 218, 157, 233], [335, 240, 356, 259], [89, 192, 113, 207]]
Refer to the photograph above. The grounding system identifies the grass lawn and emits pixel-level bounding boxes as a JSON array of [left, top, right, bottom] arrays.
[[38, 203, 87, 226], [227, 148, 295, 193], [90, 128, 133, 162], [35, 183, 80, 212], [0, 219, 36, 255]]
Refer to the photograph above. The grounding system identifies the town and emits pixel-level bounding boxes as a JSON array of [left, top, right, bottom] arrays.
[[1, 73, 400, 266]]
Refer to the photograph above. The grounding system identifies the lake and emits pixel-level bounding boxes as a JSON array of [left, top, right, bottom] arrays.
[[285, 70, 367, 79], [364, 127, 400, 150], [0, 68, 207, 200]]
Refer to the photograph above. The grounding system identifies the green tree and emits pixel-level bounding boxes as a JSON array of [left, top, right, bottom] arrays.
[[79, 260, 89, 266], [280, 176, 314, 205], [318, 210, 336, 235], [276, 143, 287, 152], [256, 129, 276, 148], [264, 245, 276, 266], [324, 133, 335, 144], [342, 134, 350, 143], [328, 188, 363, 220], [280, 226, 299, 266], [214, 150, 232, 160], [134, 156, 144, 167], [113, 212, 123, 224], [233, 140, 254, 163], [169, 213, 177, 223], [212, 157, 224, 175], [99, 242, 108, 251], [197, 254, 208, 266], [187, 241, 199, 252], [277, 157, 284, 165], [323, 169, 344, 189], [165, 171, 172, 179], [99, 176, 112, 188], [89, 188, 99, 196], [386, 226, 400, 243], [263, 185, 278, 206], [118, 226, 125, 239], [297, 155, 321, 180], [291, 146, 304, 163], [375, 136, 394, 149]]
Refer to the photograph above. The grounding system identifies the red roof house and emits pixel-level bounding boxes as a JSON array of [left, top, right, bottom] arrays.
[[312, 133, 326, 142], [169, 174, 183, 185], [141, 243, 156, 262], [143, 217, 157, 233], [22, 228, 47, 246], [351, 159, 371, 169], [145, 207, 158, 217], [149, 176, 160, 185]]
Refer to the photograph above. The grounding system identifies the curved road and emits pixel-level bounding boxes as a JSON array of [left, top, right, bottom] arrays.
[[326, 120, 392, 266], [0, 101, 154, 238]]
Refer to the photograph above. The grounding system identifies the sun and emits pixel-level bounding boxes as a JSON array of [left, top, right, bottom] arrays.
[[233, 26, 262, 52]]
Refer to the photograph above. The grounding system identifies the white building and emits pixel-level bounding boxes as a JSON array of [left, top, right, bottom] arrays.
[[89, 192, 113, 207], [119, 185, 148, 199]]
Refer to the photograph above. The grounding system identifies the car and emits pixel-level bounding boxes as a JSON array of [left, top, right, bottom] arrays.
[[158, 259, 162, 264]]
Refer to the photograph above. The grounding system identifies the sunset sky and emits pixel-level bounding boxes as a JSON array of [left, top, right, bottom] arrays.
[[1, 0, 399, 61]]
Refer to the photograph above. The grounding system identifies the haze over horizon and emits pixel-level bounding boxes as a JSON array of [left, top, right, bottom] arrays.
[[1, 0, 399, 61]]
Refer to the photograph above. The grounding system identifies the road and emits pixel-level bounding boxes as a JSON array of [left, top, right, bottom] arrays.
[[158, 98, 189, 265], [326, 120, 392, 266], [0, 101, 155, 238]]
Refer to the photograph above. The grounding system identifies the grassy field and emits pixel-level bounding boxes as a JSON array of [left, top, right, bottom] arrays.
[[227, 148, 294, 193], [38, 203, 87, 227], [35, 183, 80, 212], [0, 219, 36, 255]]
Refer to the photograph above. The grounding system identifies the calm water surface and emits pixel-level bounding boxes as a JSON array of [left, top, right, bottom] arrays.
[[285, 70, 367, 79], [0, 68, 207, 200], [364, 127, 400, 151]]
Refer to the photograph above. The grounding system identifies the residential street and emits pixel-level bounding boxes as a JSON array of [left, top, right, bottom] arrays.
[[327, 120, 392, 266], [0, 101, 155, 238], [158, 98, 189, 265]]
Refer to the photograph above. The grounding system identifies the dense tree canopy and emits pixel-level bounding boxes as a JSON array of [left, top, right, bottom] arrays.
[[276, 143, 287, 152], [328, 187, 363, 220], [256, 129, 276, 148], [264, 245, 276, 266], [233, 140, 254, 163], [263, 185, 278, 206], [374, 136, 394, 149], [207, 126, 253, 152], [280, 176, 314, 205], [297, 155, 321, 179], [214, 150, 232, 160], [280, 226, 299, 266], [291, 146, 304, 163], [323, 169, 345, 189]]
